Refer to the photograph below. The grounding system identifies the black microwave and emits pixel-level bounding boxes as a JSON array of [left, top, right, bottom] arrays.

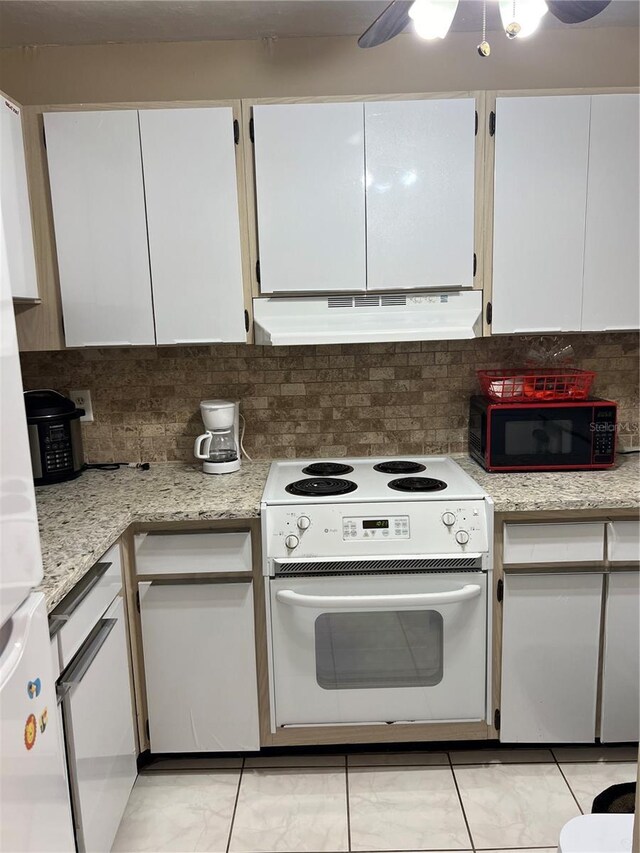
[[469, 396, 617, 472]]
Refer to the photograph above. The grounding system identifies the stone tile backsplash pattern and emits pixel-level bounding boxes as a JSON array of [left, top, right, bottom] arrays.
[[20, 334, 639, 464]]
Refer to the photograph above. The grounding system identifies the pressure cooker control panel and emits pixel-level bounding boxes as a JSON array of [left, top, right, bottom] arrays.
[[43, 423, 74, 472]]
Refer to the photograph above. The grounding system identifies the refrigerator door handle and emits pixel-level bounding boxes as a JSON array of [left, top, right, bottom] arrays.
[[57, 617, 116, 699], [49, 562, 111, 626]]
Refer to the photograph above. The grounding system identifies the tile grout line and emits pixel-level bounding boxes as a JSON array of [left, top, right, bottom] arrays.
[[345, 755, 352, 852], [552, 752, 585, 816], [225, 757, 245, 853], [447, 751, 477, 853]]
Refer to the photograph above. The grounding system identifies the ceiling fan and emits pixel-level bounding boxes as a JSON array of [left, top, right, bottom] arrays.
[[358, 0, 613, 55]]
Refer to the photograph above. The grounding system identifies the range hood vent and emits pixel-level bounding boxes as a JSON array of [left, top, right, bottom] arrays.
[[253, 291, 482, 346]]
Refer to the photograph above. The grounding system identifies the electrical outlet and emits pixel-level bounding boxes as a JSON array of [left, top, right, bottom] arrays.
[[69, 389, 94, 423]]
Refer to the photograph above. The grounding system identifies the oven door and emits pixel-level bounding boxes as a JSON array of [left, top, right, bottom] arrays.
[[269, 572, 487, 727]]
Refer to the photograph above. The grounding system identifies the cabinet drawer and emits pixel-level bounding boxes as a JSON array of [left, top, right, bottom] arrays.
[[607, 521, 640, 563], [503, 522, 605, 565], [52, 542, 122, 669], [134, 531, 252, 575]]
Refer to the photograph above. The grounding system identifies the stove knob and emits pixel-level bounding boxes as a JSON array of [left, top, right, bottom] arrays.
[[285, 534, 300, 550], [455, 530, 470, 545], [442, 511, 456, 527], [297, 516, 311, 531]]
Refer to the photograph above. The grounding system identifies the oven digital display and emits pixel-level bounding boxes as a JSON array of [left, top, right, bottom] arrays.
[[362, 520, 389, 529]]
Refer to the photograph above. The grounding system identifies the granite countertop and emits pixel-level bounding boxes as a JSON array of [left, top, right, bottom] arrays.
[[36, 461, 270, 612], [36, 455, 639, 613], [456, 453, 640, 514]]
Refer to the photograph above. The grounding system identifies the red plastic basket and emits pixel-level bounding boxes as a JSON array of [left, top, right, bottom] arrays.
[[478, 368, 596, 403]]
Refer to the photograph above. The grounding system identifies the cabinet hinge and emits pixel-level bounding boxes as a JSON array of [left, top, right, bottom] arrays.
[[473, 252, 477, 277], [249, 116, 255, 144], [494, 708, 501, 731], [475, 110, 478, 136], [135, 590, 140, 613], [244, 309, 250, 333], [489, 110, 496, 137], [145, 719, 150, 741], [485, 301, 492, 326], [496, 578, 504, 603], [255, 259, 261, 284], [233, 119, 240, 145]]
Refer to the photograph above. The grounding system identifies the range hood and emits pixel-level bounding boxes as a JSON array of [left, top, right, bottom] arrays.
[[253, 291, 483, 346]]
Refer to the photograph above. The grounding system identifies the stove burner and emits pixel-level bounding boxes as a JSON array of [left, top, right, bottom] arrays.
[[285, 478, 358, 497], [374, 460, 427, 475], [302, 462, 354, 477], [388, 477, 448, 493]]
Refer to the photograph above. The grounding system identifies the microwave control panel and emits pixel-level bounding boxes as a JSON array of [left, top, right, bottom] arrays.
[[342, 516, 410, 540]]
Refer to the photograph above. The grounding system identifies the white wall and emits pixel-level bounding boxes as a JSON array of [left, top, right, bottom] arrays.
[[0, 27, 638, 106]]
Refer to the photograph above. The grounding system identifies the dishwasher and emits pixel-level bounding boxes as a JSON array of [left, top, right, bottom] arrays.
[[57, 596, 137, 853]]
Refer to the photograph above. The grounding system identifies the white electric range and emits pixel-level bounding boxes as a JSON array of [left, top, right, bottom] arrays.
[[260, 456, 494, 731]]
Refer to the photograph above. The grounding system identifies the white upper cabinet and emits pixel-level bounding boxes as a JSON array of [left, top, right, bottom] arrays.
[[491, 95, 591, 334], [581, 94, 640, 332], [253, 102, 366, 294], [365, 98, 476, 291], [1, 93, 38, 300], [139, 108, 246, 344], [44, 110, 155, 346]]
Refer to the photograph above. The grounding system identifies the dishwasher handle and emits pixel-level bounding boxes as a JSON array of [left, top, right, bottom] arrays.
[[57, 617, 117, 699], [275, 584, 482, 610], [49, 561, 112, 632]]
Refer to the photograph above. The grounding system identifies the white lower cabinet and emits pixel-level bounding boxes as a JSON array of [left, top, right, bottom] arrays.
[[600, 572, 640, 743], [59, 596, 137, 853], [500, 572, 603, 743], [140, 581, 260, 752]]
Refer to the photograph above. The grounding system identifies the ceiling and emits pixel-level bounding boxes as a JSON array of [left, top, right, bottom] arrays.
[[0, 0, 638, 48]]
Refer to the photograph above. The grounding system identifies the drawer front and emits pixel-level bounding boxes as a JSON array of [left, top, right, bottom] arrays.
[[134, 531, 252, 575], [55, 542, 122, 669], [503, 522, 605, 565], [607, 520, 640, 563]]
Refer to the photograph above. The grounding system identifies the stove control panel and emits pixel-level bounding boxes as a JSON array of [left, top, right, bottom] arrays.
[[263, 500, 491, 568], [342, 516, 410, 540]]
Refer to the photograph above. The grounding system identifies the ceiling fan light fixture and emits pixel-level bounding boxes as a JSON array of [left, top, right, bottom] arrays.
[[498, 0, 548, 37], [408, 0, 459, 39]]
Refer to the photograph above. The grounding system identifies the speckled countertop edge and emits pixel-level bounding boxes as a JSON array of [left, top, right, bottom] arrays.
[[37, 455, 639, 613]]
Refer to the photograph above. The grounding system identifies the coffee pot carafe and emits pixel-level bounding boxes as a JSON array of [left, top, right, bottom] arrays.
[[194, 400, 241, 474]]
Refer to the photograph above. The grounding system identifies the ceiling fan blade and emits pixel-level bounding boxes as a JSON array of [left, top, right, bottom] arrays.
[[358, 0, 414, 48], [547, 0, 612, 24]]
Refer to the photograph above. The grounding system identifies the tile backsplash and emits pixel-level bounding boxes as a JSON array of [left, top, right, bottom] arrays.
[[20, 334, 639, 464]]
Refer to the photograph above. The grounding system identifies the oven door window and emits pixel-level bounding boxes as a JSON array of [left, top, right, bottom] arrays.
[[314, 610, 443, 690], [490, 406, 593, 467]]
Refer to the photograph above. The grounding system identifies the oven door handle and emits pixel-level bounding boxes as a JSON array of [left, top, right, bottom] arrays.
[[275, 585, 482, 609]]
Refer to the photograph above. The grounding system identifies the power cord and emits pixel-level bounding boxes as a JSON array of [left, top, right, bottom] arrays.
[[83, 462, 150, 471]]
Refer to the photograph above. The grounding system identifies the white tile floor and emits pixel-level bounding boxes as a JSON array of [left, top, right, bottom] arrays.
[[111, 745, 638, 853]]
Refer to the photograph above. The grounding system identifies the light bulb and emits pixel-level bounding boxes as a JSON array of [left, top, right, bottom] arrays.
[[498, 0, 548, 38], [409, 0, 459, 40]]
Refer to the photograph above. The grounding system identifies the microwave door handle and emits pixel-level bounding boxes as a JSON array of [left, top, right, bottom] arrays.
[[275, 585, 482, 610]]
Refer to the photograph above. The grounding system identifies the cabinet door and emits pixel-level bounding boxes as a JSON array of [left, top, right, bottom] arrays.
[[492, 96, 590, 334], [140, 582, 260, 752], [582, 94, 640, 332], [139, 107, 246, 344], [600, 572, 640, 743], [365, 98, 475, 291], [44, 110, 155, 346], [501, 573, 602, 743], [253, 102, 366, 294], [0, 94, 38, 300], [61, 597, 137, 853]]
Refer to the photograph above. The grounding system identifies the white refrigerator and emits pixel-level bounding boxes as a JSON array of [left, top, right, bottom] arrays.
[[0, 202, 76, 851]]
